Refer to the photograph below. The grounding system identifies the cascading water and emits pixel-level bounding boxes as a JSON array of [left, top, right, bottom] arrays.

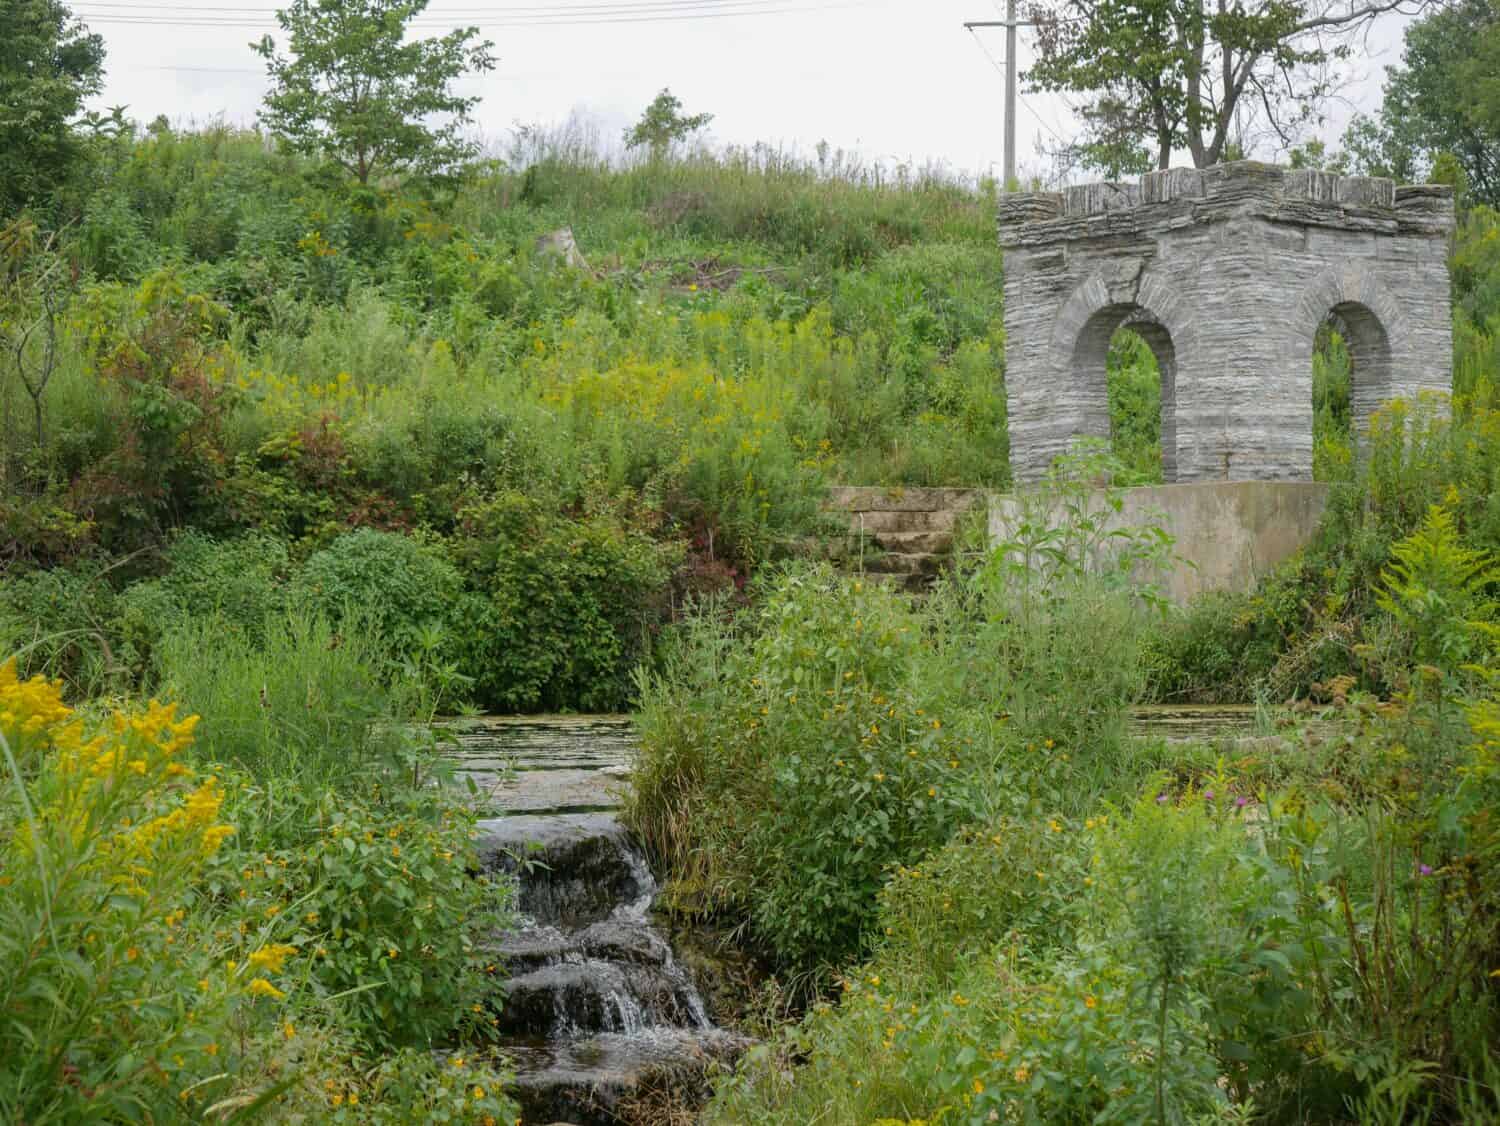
[[451, 718, 746, 1125]]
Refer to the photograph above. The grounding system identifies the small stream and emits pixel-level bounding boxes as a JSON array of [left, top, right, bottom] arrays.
[[449, 706, 1267, 1122], [454, 717, 744, 1124]]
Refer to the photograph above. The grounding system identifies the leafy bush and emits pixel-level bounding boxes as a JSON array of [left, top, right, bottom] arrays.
[[0, 563, 127, 697], [930, 444, 1171, 764], [449, 492, 678, 712], [291, 528, 464, 657], [116, 530, 291, 664], [213, 783, 510, 1051], [0, 659, 242, 1122], [632, 566, 968, 968]]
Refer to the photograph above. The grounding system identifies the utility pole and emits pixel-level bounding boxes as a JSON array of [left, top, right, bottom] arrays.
[[966, 5, 1030, 191]]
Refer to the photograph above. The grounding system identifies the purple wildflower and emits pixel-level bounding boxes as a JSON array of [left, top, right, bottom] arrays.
[[1235, 796, 1250, 808], [1203, 790, 1215, 800], [1418, 864, 1433, 877], [1156, 793, 1169, 804]]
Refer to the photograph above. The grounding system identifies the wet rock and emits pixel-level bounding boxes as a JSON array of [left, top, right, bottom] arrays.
[[459, 722, 750, 1123], [510, 1029, 749, 1126], [499, 958, 708, 1038], [577, 921, 671, 967], [476, 815, 653, 927]]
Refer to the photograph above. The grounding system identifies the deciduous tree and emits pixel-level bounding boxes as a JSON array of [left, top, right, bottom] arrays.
[[0, 1, 104, 215], [254, 0, 496, 186], [1340, 0, 1499, 205], [1028, 0, 1430, 172], [624, 88, 714, 160]]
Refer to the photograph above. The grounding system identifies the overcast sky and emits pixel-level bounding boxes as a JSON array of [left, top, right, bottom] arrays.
[[78, 0, 1416, 185]]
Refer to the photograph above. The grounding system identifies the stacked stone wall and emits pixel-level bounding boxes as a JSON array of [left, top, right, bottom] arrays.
[[1000, 161, 1455, 483]]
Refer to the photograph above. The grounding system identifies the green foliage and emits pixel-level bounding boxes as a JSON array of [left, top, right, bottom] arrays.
[[291, 527, 464, 657], [1028, 0, 1373, 172], [1312, 326, 1353, 482], [449, 493, 676, 713], [1106, 328, 1163, 484], [1339, 0, 1500, 205], [625, 88, 715, 159], [0, 0, 104, 215], [116, 530, 290, 660], [154, 610, 402, 784], [219, 784, 509, 1050], [633, 567, 963, 969], [937, 444, 1171, 760], [1374, 504, 1500, 677], [254, 0, 496, 185], [0, 562, 126, 697]]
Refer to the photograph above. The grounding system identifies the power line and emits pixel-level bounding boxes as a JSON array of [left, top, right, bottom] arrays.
[[72, 0, 866, 27], [966, 26, 1069, 149], [74, 0, 797, 14]]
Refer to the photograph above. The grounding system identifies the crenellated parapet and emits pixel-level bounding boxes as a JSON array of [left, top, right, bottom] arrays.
[[998, 161, 1455, 484], [999, 161, 1454, 251]]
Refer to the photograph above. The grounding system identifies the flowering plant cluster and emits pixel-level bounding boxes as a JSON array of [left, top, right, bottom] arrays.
[[0, 658, 244, 1121]]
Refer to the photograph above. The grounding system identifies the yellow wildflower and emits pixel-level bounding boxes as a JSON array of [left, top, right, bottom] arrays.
[[248, 943, 298, 974]]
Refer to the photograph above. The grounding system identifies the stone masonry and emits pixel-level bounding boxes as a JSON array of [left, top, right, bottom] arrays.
[[1000, 162, 1455, 483]]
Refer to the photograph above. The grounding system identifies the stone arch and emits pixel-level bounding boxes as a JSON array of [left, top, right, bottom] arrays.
[[1049, 270, 1195, 482], [1292, 264, 1405, 439]]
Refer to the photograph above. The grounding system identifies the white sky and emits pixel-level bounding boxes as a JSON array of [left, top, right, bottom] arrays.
[[79, 0, 1417, 186]]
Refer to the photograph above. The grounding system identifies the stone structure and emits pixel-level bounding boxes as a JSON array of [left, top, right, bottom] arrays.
[[1000, 162, 1455, 483]]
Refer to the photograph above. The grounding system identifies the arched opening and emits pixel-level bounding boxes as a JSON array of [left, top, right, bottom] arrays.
[[1310, 300, 1392, 481], [1071, 303, 1178, 484]]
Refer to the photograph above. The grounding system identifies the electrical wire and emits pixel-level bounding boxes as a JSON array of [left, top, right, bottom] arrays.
[[966, 25, 1070, 146], [76, 0, 798, 12], [72, 0, 869, 28]]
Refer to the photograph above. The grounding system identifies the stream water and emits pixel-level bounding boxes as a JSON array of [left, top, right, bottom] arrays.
[[455, 717, 744, 1124], [448, 706, 1265, 1122]]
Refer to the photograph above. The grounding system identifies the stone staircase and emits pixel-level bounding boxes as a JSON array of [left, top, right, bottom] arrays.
[[823, 486, 984, 592]]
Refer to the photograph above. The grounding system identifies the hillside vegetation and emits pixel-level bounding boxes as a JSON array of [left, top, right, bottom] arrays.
[[3, 67, 1500, 1126]]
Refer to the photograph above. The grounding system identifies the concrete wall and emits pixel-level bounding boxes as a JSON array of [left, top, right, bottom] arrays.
[[988, 481, 1331, 604], [999, 163, 1455, 484]]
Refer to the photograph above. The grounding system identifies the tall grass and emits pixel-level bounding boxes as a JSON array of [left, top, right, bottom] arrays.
[[155, 610, 400, 784]]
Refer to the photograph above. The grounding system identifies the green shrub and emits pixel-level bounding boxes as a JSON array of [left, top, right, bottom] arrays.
[[213, 783, 510, 1051], [449, 492, 677, 713], [928, 444, 1171, 771], [115, 530, 291, 667], [632, 566, 967, 968], [0, 563, 127, 697], [872, 817, 1090, 987], [291, 528, 464, 658], [1141, 589, 1281, 703]]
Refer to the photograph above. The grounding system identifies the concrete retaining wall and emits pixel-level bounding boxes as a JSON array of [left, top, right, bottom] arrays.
[[988, 481, 1330, 604]]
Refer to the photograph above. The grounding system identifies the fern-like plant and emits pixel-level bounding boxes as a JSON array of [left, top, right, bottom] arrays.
[[1375, 504, 1500, 679]]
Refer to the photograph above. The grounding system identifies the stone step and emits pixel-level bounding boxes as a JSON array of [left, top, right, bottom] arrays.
[[860, 551, 947, 577], [838, 507, 962, 534], [488, 767, 630, 815], [498, 959, 706, 1038], [861, 572, 930, 594], [447, 716, 636, 773], [858, 529, 954, 555], [826, 486, 983, 512], [509, 1029, 750, 1126], [492, 920, 675, 975], [476, 815, 654, 928]]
